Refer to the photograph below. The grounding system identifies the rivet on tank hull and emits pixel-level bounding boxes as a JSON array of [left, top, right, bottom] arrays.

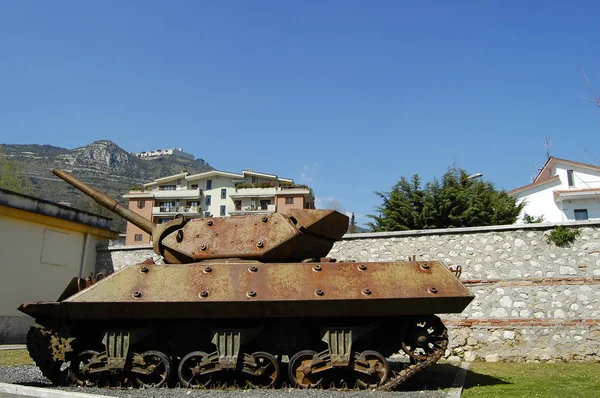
[[199, 290, 209, 298], [428, 287, 438, 294], [132, 291, 142, 299], [358, 264, 368, 271], [140, 266, 149, 273], [362, 288, 372, 296], [247, 290, 257, 298], [312, 264, 322, 272], [314, 289, 324, 297]]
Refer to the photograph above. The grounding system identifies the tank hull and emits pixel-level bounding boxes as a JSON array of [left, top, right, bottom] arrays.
[[21, 260, 472, 320]]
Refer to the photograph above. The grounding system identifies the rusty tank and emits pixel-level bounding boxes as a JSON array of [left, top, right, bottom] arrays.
[[19, 168, 474, 390]]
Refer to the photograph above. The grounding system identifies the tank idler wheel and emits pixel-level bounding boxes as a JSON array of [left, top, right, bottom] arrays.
[[353, 350, 389, 389], [68, 350, 102, 387], [133, 350, 172, 388], [177, 351, 216, 388], [288, 350, 322, 389], [400, 316, 448, 362], [244, 351, 280, 388]]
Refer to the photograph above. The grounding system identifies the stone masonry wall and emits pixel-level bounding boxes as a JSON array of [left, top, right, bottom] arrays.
[[333, 222, 600, 363], [96, 221, 600, 362]]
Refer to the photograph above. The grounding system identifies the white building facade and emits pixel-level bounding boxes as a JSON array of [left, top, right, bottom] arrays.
[[133, 147, 194, 160], [123, 169, 314, 245], [509, 157, 600, 223]]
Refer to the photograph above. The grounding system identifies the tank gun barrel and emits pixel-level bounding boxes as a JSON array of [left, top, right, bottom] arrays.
[[52, 168, 155, 235]]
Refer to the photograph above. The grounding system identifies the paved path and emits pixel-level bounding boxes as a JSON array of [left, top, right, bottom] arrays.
[[0, 347, 25, 351]]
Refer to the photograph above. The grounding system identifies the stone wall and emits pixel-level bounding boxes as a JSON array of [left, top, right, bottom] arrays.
[[333, 221, 600, 363], [96, 221, 600, 362]]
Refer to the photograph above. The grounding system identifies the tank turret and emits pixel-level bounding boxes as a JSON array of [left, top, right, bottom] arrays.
[[52, 168, 348, 263]]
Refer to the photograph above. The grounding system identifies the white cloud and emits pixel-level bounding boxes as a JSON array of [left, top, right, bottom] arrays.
[[300, 162, 319, 183]]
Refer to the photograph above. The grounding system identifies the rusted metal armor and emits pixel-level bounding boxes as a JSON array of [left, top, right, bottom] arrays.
[[19, 169, 473, 390]]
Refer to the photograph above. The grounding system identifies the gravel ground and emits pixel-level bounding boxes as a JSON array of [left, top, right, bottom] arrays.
[[0, 364, 452, 398]]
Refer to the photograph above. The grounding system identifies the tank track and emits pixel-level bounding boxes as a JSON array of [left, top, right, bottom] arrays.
[[379, 328, 448, 391], [25, 322, 448, 391], [26, 323, 73, 386]]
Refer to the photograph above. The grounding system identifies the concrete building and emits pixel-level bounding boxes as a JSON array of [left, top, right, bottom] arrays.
[[133, 147, 194, 160], [123, 169, 314, 245], [0, 188, 117, 343], [509, 157, 600, 223]]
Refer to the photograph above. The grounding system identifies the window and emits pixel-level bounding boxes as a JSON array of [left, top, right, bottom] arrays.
[[134, 234, 143, 241], [574, 209, 588, 221], [205, 195, 211, 206], [137, 200, 145, 209], [206, 180, 212, 190], [234, 200, 242, 211], [567, 170, 574, 187], [220, 205, 226, 216], [160, 185, 176, 191], [221, 188, 227, 199], [191, 184, 198, 190], [252, 176, 258, 184], [285, 197, 294, 205], [204, 211, 211, 217]]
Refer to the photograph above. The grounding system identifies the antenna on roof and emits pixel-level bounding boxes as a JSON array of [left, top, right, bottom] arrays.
[[578, 65, 600, 110], [543, 135, 551, 160]]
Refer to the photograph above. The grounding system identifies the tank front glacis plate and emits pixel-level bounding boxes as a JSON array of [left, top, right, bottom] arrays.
[[20, 261, 474, 320]]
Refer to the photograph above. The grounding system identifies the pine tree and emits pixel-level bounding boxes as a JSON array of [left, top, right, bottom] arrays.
[[367, 166, 523, 231]]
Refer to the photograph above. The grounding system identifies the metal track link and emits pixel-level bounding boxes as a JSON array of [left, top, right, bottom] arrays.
[[378, 328, 448, 391], [26, 323, 70, 386]]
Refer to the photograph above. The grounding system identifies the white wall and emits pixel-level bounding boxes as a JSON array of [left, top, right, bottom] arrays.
[[515, 179, 562, 223], [0, 214, 109, 342]]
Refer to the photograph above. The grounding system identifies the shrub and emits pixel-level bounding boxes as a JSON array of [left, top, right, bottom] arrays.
[[522, 213, 544, 223], [547, 226, 580, 247]]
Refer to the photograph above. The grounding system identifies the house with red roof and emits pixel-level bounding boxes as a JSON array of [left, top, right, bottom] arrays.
[[509, 157, 600, 223]]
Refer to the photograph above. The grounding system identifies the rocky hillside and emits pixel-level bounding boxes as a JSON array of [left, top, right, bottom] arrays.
[[2, 140, 213, 211]]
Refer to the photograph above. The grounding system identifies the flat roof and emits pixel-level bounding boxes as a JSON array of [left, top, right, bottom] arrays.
[[0, 187, 115, 232]]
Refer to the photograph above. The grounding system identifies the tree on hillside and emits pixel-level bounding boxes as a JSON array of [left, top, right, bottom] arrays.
[[348, 212, 361, 233], [0, 146, 33, 195], [367, 166, 523, 231]]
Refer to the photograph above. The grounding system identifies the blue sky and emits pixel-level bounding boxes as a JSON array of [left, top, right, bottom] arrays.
[[1, 1, 599, 227]]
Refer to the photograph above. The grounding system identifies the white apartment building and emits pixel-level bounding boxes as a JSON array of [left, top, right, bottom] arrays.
[[133, 147, 194, 160], [509, 157, 600, 224], [123, 169, 314, 245]]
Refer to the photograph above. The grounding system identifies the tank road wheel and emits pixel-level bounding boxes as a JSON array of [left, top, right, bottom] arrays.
[[177, 351, 215, 388], [353, 350, 389, 389], [133, 350, 172, 388], [401, 316, 448, 362], [244, 351, 280, 389], [288, 350, 322, 389], [68, 350, 103, 387]]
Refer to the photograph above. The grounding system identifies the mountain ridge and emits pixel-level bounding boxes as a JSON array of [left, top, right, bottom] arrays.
[[2, 140, 214, 206]]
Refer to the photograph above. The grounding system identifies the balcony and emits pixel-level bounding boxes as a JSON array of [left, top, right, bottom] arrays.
[[152, 189, 201, 199], [153, 206, 200, 215], [229, 204, 276, 215], [229, 187, 277, 198]]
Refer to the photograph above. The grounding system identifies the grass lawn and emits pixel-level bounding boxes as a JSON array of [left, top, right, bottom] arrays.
[[463, 362, 600, 398], [0, 349, 33, 366]]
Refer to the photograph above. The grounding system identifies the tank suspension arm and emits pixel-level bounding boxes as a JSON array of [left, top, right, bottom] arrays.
[[52, 168, 155, 235]]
